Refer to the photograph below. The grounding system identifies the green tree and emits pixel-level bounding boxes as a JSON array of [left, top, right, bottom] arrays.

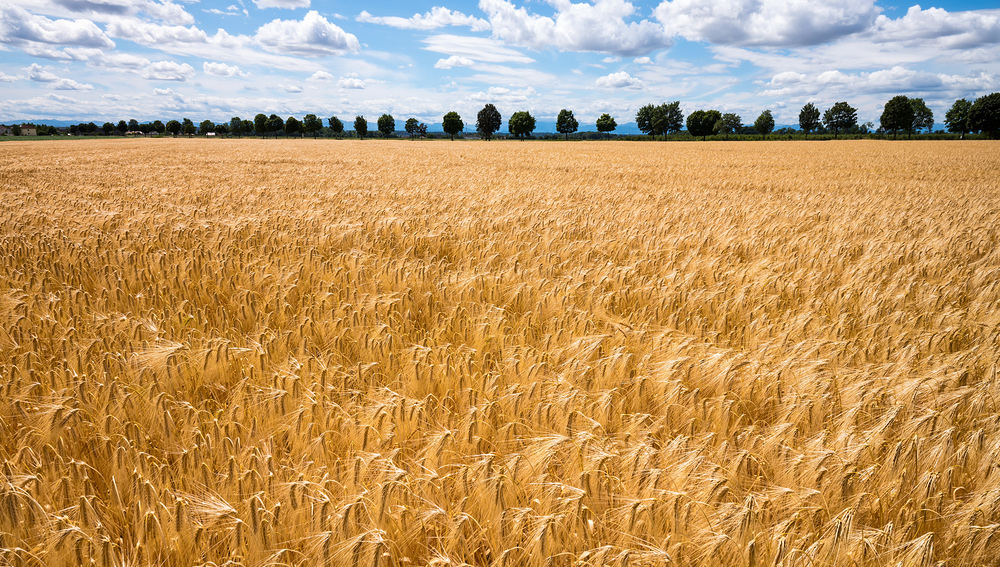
[[909, 98, 933, 135], [715, 113, 742, 140], [880, 95, 913, 140], [354, 115, 368, 139], [945, 98, 973, 137], [754, 110, 775, 139], [328, 116, 344, 136], [442, 111, 464, 140], [128, 119, 140, 132], [377, 114, 395, 138], [230, 116, 243, 138], [686, 109, 721, 140], [267, 114, 284, 137], [152, 120, 165, 134], [214, 123, 228, 137], [970, 92, 1000, 139], [405, 117, 420, 139], [181, 118, 195, 136], [199, 120, 215, 135], [12, 125, 22, 136], [508, 111, 536, 140], [556, 109, 578, 140], [285, 116, 302, 137], [101, 122, 115, 136], [636, 101, 683, 138], [798, 103, 820, 137], [595, 113, 617, 138], [303, 114, 322, 137], [823, 102, 857, 139], [116, 120, 127, 135], [242, 120, 254, 137], [166, 120, 181, 136], [477, 104, 502, 140], [254, 114, 267, 137]]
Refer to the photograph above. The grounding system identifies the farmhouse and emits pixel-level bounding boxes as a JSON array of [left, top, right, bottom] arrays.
[[19, 125, 37, 136]]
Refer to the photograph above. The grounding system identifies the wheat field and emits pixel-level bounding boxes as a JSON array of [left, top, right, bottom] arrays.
[[1, 138, 999, 566]]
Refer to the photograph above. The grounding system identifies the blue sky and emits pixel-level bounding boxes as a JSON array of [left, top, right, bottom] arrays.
[[1, 0, 998, 128]]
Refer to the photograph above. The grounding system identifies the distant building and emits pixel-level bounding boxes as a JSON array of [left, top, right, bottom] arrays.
[[20, 125, 37, 136], [0, 125, 9, 135]]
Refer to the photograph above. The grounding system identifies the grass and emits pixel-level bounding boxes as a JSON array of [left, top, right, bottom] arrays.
[[1, 138, 999, 566]]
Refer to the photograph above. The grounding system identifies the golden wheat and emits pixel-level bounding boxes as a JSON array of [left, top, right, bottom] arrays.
[[1, 138, 999, 566]]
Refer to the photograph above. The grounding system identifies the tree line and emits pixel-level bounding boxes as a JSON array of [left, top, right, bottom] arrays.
[[12, 91, 999, 140]]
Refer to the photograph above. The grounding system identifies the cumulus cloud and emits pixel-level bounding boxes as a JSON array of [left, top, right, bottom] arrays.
[[281, 83, 303, 92], [358, 7, 489, 31], [255, 10, 360, 56], [105, 18, 207, 44], [308, 70, 334, 80], [634, 56, 653, 64], [0, 72, 17, 82], [871, 6, 1000, 49], [653, 0, 879, 47], [338, 77, 365, 89], [595, 70, 643, 89], [254, 0, 309, 8], [434, 55, 475, 69], [479, 0, 672, 56], [41, 0, 195, 25], [26, 63, 94, 89], [0, 4, 115, 48], [203, 61, 248, 77], [423, 34, 534, 64], [759, 65, 998, 98], [141, 60, 195, 81]]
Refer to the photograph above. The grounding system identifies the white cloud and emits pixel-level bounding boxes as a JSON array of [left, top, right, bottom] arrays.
[[282, 83, 302, 93], [634, 56, 653, 64], [26, 63, 94, 89], [141, 60, 195, 81], [255, 10, 360, 56], [758, 66, 998, 98], [423, 34, 534, 64], [308, 70, 334, 81], [153, 87, 173, 95], [871, 6, 1000, 49], [338, 77, 366, 89], [0, 72, 17, 82], [596, 71, 643, 89], [654, 0, 879, 47], [105, 18, 207, 44], [203, 61, 248, 77], [254, 0, 309, 8], [434, 55, 475, 69], [479, 0, 672, 56], [0, 4, 115, 48], [358, 7, 489, 32]]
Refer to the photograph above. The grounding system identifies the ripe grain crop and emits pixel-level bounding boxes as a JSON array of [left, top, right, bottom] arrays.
[[1, 138, 999, 566]]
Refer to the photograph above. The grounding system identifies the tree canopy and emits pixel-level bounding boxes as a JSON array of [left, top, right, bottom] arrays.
[[754, 110, 775, 138], [556, 109, 579, 140], [715, 113, 742, 139], [303, 114, 322, 137], [970, 92, 1000, 139], [328, 116, 344, 135], [596, 113, 617, 137], [909, 98, 934, 135], [823, 102, 858, 139], [285, 116, 302, 137], [476, 104, 502, 140], [508, 111, 536, 140], [686, 109, 721, 140], [442, 111, 464, 141], [354, 115, 368, 139], [799, 103, 820, 136], [636, 101, 683, 138], [880, 95, 913, 140], [945, 99, 973, 136], [377, 114, 395, 138]]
